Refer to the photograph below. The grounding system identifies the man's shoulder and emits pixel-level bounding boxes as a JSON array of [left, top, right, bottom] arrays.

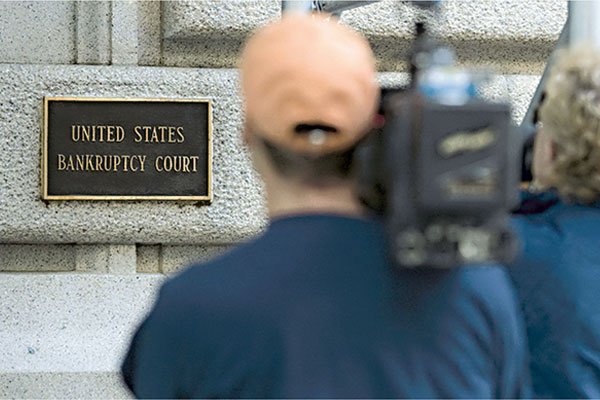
[[510, 190, 567, 239], [397, 264, 518, 324], [453, 264, 512, 289], [456, 264, 512, 300], [511, 191, 600, 235], [449, 265, 520, 319], [156, 236, 274, 310]]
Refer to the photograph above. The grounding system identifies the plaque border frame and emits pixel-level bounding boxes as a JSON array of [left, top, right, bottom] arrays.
[[41, 96, 213, 202]]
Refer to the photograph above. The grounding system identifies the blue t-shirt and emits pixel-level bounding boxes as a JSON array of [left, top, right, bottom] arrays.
[[510, 191, 600, 398], [122, 214, 529, 398]]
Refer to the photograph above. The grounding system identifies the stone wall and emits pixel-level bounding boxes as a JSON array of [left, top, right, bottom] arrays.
[[0, 1, 566, 397]]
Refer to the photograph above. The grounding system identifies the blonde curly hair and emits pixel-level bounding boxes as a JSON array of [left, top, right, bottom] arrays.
[[539, 45, 600, 203]]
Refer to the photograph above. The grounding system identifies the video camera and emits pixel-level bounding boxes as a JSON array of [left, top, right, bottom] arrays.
[[281, 0, 523, 269], [354, 2, 521, 268]]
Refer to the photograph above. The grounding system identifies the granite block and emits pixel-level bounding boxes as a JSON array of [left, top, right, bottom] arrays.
[[111, 0, 139, 65], [0, 273, 163, 376], [161, 244, 231, 274], [161, 0, 566, 74], [75, 1, 111, 65], [75, 245, 108, 273], [137, 1, 162, 66], [107, 245, 137, 274], [0, 372, 131, 399], [163, 0, 280, 40], [0, 1, 76, 64], [0, 245, 75, 272], [136, 245, 160, 273]]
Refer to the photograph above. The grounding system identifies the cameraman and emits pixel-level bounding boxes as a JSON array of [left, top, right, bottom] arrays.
[[121, 14, 529, 398], [510, 45, 600, 398]]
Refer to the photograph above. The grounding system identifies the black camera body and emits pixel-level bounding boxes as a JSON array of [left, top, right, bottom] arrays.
[[350, 0, 525, 269], [390, 91, 517, 268], [358, 89, 520, 268]]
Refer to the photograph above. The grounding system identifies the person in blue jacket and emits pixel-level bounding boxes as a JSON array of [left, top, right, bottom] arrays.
[[121, 14, 530, 399], [510, 45, 600, 398]]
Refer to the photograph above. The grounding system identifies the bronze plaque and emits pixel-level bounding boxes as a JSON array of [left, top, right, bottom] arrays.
[[42, 97, 212, 201]]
